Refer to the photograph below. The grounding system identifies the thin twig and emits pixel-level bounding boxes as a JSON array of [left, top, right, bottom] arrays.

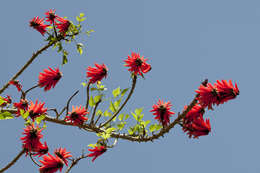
[[100, 75, 137, 128], [47, 108, 59, 118], [29, 153, 41, 167], [65, 155, 88, 173], [94, 113, 102, 125], [61, 90, 79, 116], [90, 99, 102, 124], [85, 83, 90, 110], [0, 149, 25, 172], [21, 85, 39, 99]]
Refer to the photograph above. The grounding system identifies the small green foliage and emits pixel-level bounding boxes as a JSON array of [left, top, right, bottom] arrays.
[[62, 50, 68, 65], [118, 113, 124, 121], [35, 115, 46, 124], [24, 119, 31, 126], [86, 29, 95, 37], [114, 99, 121, 109], [0, 112, 13, 120], [21, 110, 29, 119], [76, 13, 86, 22], [117, 122, 126, 130], [88, 143, 96, 148], [76, 43, 84, 55], [96, 109, 102, 116], [135, 107, 143, 116], [94, 95, 102, 103], [121, 88, 129, 97], [131, 112, 138, 121], [0, 96, 5, 105], [140, 120, 151, 128], [132, 108, 144, 122], [103, 110, 112, 117], [149, 124, 163, 133], [109, 101, 116, 113], [112, 87, 121, 98], [89, 96, 95, 107], [105, 127, 116, 134], [81, 82, 87, 87], [43, 122, 47, 129], [125, 114, 130, 120]]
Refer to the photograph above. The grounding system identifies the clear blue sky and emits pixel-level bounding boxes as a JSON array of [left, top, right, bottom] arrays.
[[0, 0, 258, 172]]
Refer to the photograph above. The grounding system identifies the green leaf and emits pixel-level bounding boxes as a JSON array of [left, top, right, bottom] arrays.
[[109, 101, 116, 112], [104, 110, 112, 117], [0, 96, 5, 105], [118, 113, 124, 121], [88, 144, 96, 148], [155, 124, 163, 131], [80, 13, 85, 17], [35, 115, 46, 124], [62, 50, 68, 65], [117, 122, 126, 130], [144, 120, 151, 127], [121, 88, 129, 97], [131, 112, 138, 121], [105, 127, 116, 134], [125, 114, 130, 120], [135, 107, 143, 116], [43, 122, 47, 129], [76, 16, 81, 22], [112, 87, 121, 98], [0, 112, 13, 120], [149, 124, 156, 132], [21, 110, 29, 119], [86, 29, 95, 36], [128, 128, 134, 135], [114, 99, 121, 109], [90, 87, 97, 91], [96, 109, 102, 116], [81, 82, 86, 87], [94, 95, 102, 103], [89, 96, 95, 107]]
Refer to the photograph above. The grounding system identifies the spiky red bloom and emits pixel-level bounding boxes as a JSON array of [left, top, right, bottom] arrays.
[[54, 148, 72, 166], [38, 67, 62, 91], [28, 100, 47, 121], [20, 124, 43, 153], [56, 17, 70, 36], [0, 95, 11, 107], [14, 99, 29, 116], [39, 153, 64, 173], [87, 146, 107, 162], [65, 106, 88, 126], [86, 63, 108, 84], [214, 80, 239, 105], [196, 82, 219, 110], [183, 116, 211, 139], [183, 104, 204, 123], [29, 16, 49, 35], [150, 99, 175, 127], [124, 52, 151, 76], [9, 80, 22, 92], [33, 142, 49, 157], [45, 9, 58, 24]]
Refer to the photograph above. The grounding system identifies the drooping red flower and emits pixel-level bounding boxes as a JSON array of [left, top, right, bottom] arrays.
[[54, 148, 72, 166], [214, 80, 239, 105], [20, 124, 43, 153], [87, 145, 107, 162], [86, 63, 108, 84], [183, 116, 211, 139], [196, 82, 219, 110], [124, 52, 151, 76], [38, 67, 62, 91], [56, 17, 70, 36], [150, 99, 175, 127], [0, 95, 11, 107], [39, 153, 64, 173], [9, 80, 22, 92], [13, 99, 29, 116], [45, 9, 58, 24], [65, 106, 88, 126], [33, 142, 49, 157], [29, 16, 49, 35], [183, 104, 204, 123], [28, 100, 47, 121]]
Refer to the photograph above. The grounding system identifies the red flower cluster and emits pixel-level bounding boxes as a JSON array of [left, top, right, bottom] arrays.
[[38, 67, 62, 91], [28, 100, 47, 121], [9, 80, 22, 92], [65, 105, 88, 126], [182, 104, 211, 138], [87, 145, 107, 162], [13, 99, 29, 116], [39, 148, 72, 172], [30, 9, 70, 36], [20, 124, 48, 156], [86, 63, 108, 84], [124, 52, 151, 76], [196, 80, 239, 110], [150, 99, 175, 127]]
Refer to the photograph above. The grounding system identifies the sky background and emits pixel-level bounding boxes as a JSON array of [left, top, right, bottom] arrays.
[[0, 0, 259, 172]]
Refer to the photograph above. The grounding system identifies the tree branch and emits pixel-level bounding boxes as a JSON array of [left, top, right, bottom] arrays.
[[0, 149, 25, 172]]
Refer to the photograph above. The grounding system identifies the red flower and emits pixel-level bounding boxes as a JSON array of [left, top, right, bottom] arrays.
[[150, 99, 175, 127], [28, 100, 47, 121], [54, 148, 72, 166], [214, 80, 239, 105], [0, 95, 11, 107], [87, 146, 107, 162], [38, 67, 62, 91], [65, 106, 88, 126], [13, 99, 29, 116], [183, 104, 204, 123], [29, 16, 49, 35], [56, 17, 70, 36], [183, 116, 211, 139], [86, 63, 108, 84], [196, 82, 218, 110], [39, 153, 64, 173], [45, 9, 58, 24], [124, 52, 151, 76], [20, 124, 43, 153], [33, 142, 49, 157], [9, 80, 22, 92]]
